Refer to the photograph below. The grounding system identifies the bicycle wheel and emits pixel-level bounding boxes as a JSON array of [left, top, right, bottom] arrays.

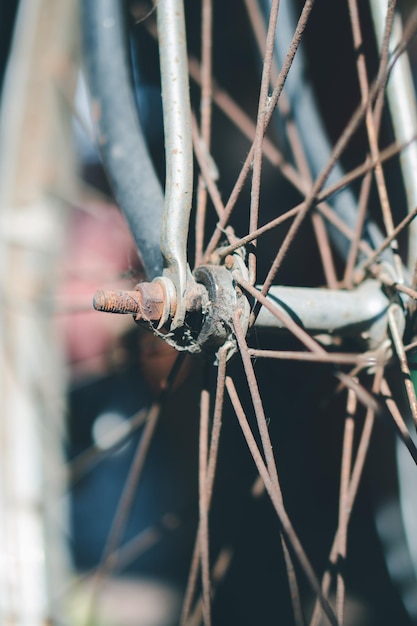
[[0, 0, 78, 622], [83, 2, 416, 623], [17, 0, 417, 623]]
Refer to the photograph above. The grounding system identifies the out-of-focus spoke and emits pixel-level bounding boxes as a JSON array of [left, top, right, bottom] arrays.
[[336, 389, 356, 625], [191, 112, 224, 219], [187, 548, 233, 626], [388, 304, 417, 429], [225, 376, 338, 626], [85, 352, 187, 623], [343, 167, 372, 288], [68, 408, 148, 485]]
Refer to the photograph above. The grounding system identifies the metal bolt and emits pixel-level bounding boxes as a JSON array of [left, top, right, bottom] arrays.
[[93, 282, 165, 322]]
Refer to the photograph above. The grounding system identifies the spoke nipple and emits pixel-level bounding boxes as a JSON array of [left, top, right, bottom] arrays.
[[225, 255, 235, 270]]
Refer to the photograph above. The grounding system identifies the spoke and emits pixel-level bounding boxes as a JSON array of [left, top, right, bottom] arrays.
[[188, 56, 305, 191], [231, 314, 306, 624], [232, 312, 281, 488], [376, 268, 417, 301], [310, 365, 384, 626], [348, 0, 403, 282], [243, 0, 337, 289], [225, 376, 338, 626], [311, 210, 339, 288], [191, 112, 225, 219], [64, 512, 182, 601], [187, 46, 415, 270], [181, 347, 227, 625], [360, 205, 417, 274], [234, 272, 378, 411], [199, 386, 212, 626], [381, 377, 417, 465], [257, 1, 403, 304], [85, 352, 187, 623], [336, 389, 356, 625], [243, 0, 312, 183], [343, 166, 372, 288], [68, 408, 148, 485], [218, 196, 375, 260], [248, 349, 376, 366], [203, 0, 315, 259], [195, 0, 213, 267], [282, 539, 306, 626], [248, 0, 281, 284], [187, 548, 233, 626], [388, 304, 417, 429]]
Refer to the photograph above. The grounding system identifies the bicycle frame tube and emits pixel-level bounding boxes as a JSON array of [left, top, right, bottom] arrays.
[[157, 0, 194, 329]]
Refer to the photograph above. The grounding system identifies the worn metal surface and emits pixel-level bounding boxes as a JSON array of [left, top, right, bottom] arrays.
[[254, 280, 391, 348], [157, 0, 194, 329], [94, 283, 165, 320]]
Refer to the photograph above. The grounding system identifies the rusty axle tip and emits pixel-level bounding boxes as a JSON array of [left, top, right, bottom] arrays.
[[93, 282, 166, 320], [93, 289, 142, 315]]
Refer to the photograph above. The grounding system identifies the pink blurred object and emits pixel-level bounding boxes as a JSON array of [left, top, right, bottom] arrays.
[[58, 202, 141, 378]]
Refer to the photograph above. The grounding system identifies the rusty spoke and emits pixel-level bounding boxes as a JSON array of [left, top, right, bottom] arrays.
[[255, 0, 404, 306], [361, 205, 417, 274], [187, 548, 234, 626], [336, 389, 356, 624], [234, 273, 378, 411], [244, 0, 337, 289], [199, 385, 212, 626], [181, 347, 227, 625], [202, 0, 316, 260], [248, 0, 281, 284], [248, 349, 376, 366], [191, 112, 225, 220], [310, 365, 384, 626], [388, 304, 417, 430], [348, 0, 402, 284], [226, 376, 337, 626], [195, 0, 213, 267], [343, 166, 373, 288], [381, 378, 417, 466], [231, 318, 306, 624]]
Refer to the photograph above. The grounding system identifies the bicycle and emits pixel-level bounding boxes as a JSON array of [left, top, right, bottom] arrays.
[[2, 0, 417, 624]]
